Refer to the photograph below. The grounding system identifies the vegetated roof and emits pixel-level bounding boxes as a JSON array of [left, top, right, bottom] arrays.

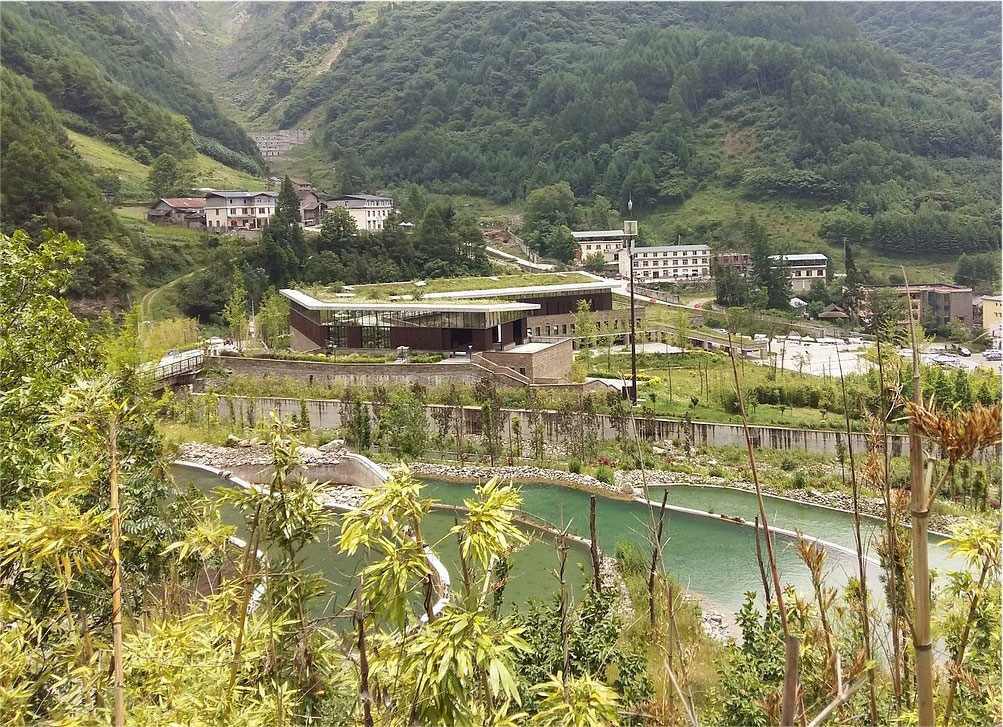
[[160, 197, 205, 209], [346, 272, 602, 298], [281, 289, 538, 313]]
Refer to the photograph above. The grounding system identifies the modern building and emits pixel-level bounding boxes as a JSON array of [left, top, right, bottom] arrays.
[[285, 273, 619, 348], [281, 289, 536, 352], [250, 129, 310, 159], [572, 230, 624, 265], [713, 252, 752, 276], [617, 244, 711, 282], [147, 197, 205, 226], [979, 295, 1003, 335], [327, 194, 396, 231], [769, 253, 828, 292], [866, 283, 974, 329], [204, 191, 278, 230]]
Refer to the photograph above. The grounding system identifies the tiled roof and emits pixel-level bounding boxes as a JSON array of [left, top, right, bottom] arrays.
[[161, 197, 205, 209]]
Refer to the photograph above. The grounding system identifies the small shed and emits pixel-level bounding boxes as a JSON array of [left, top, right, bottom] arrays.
[[147, 197, 206, 226], [818, 303, 849, 320]]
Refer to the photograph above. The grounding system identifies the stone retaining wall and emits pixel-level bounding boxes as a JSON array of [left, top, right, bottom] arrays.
[[210, 394, 911, 458]]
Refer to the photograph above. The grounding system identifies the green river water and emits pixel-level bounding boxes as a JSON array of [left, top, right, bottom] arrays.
[[172, 465, 959, 624]]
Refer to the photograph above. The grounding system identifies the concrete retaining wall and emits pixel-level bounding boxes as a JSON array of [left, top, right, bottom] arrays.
[[211, 394, 910, 458], [209, 355, 485, 387], [220, 452, 389, 488]]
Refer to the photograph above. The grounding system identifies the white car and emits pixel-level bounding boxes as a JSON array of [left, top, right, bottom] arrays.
[[984, 349, 1002, 361]]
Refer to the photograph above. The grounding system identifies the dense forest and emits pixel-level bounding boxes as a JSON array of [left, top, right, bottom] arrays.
[[1, 2, 263, 173], [266, 3, 1000, 257]]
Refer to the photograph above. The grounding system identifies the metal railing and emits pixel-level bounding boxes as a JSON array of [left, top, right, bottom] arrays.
[[153, 352, 204, 380]]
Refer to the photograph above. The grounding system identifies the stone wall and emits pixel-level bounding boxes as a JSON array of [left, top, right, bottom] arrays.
[[211, 394, 911, 458], [209, 355, 485, 387]]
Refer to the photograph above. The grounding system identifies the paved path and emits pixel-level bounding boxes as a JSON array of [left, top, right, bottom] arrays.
[[485, 246, 555, 271]]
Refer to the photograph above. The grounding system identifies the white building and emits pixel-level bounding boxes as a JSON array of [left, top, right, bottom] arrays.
[[204, 191, 278, 230], [617, 244, 711, 282], [327, 194, 396, 231], [769, 253, 828, 292], [572, 230, 624, 265]]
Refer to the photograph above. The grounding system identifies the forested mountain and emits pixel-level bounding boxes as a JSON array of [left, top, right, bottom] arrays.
[[848, 3, 1001, 80], [0, 69, 139, 298], [1, 2, 263, 173], [248, 2, 999, 258]]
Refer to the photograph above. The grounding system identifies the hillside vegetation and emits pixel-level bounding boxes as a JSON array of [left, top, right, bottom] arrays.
[[0, 2, 263, 172], [67, 131, 266, 204], [264, 3, 998, 261]]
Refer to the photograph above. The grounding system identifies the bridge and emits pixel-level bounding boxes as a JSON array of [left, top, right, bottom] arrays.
[[149, 349, 204, 388]]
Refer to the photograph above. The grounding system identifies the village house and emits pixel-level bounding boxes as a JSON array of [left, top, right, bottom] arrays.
[[713, 252, 752, 276], [326, 194, 396, 231], [146, 197, 205, 226], [769, 253, 828, 292], [864, 283, 974, 329], [618, 244, 712, 282], [978, 294, 1003, 337], [572, 230, 624, 266], [204, 191, 278, 230], [296, 186, 325, 226]]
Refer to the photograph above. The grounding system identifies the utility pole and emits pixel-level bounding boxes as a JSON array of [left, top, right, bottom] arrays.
[[623, 204, 639, 404]]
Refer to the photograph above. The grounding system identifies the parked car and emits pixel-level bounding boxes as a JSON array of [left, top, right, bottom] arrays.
[[958, 347, 972, 357], [984, 349, 1002, 361]]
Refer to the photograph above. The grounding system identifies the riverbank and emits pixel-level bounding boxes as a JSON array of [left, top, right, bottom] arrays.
[[620, 468, 960, 536], [409, 462, 632, 498]]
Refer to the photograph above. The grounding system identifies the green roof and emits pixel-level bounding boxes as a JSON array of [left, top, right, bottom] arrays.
[[345, 272, 598, 298]]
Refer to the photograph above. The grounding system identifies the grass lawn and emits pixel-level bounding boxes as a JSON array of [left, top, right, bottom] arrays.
[[586, 349, 879, 430], [68, 130, 266, 203]]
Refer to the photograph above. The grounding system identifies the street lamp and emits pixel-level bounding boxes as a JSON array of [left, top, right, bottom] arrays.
[[623, 208, 639, 404]]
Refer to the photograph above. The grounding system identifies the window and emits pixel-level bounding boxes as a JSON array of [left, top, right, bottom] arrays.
[[259, 208, 266, 214], [561, 324, 567, 334]]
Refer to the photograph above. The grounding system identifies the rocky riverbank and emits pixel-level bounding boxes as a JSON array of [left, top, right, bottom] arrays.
[[618, 468, 959, 535], [409, 462, 632, 498], [178, 440, 347, 470]]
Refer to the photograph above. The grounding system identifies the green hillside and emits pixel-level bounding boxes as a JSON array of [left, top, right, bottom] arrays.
[[67, 131, 267, 203], [849, 2, 1001, 79], [263, 3, 998, 263], [0, 2, 263, 172]]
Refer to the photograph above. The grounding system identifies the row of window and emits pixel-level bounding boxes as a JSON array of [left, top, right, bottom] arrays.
[[637, 250, 710, 258], [532, 318, 641, 337], [791, 269, 826, 277]]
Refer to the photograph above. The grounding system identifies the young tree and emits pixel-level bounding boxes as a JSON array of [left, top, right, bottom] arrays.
[[581, 252, 607, 274], [378, 388, 428, 460], [574, 299, 597, 354], [256, 288, 290, 349], [223, 279, 248, 348], [842, 239, 864, 317], [748, 218, 790, 310], [148, 153, 193, 199], [672, 310, 690, 350]]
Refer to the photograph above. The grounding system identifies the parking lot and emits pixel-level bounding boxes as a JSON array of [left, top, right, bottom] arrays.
[[750, 337, 1003, 377]]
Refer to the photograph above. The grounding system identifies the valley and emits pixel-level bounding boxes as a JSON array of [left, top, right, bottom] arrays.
[[1, 3, 1001, 725]]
